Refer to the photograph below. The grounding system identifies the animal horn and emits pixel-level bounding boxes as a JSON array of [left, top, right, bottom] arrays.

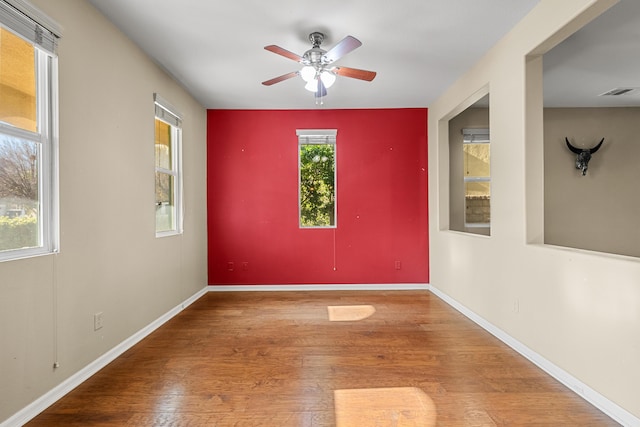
[[565, 137, 582, 154], [590, 137, 605, 154]]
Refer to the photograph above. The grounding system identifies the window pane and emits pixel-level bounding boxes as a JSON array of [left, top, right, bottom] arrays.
[[154, 118, 171, 169], [155, 172, 174, 232], [465, 182, 490, 225], [0, 28, 37, 133], [0, 135, 40, 251], [465, 180, 490, 198], [463, 143, 490, 178], [299, 143, 335, 227]]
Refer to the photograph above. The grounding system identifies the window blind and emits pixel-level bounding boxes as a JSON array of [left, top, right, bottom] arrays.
[[296, 129, 337, 145], [154, 93, 183, 128], [462, 128, 489, 143], [0, 0, 62, 54], [153, 93, 182, 128]]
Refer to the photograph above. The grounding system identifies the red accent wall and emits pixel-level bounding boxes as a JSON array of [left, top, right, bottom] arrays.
[[207, 109, 428, 285]]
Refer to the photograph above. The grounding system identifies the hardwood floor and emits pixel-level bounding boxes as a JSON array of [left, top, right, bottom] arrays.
[[26, 291, 619, 426]]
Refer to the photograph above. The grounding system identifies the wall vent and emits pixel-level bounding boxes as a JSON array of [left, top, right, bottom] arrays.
[[599, 87, 638, 96]]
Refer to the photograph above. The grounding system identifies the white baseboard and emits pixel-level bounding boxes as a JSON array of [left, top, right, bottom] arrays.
[[1, 286, 209, 427], [429, 285, 639, 427], [207, 283, 430, 292]]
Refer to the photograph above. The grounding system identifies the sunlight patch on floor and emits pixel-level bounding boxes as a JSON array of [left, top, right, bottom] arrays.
[[327, 305, 376, 321], [334, 387, 436, 426]]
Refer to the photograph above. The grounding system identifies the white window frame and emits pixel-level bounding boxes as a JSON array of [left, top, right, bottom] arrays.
[[297, 129, 337, 229], [154, 93, 183, 237], [462, 128, 490, 229], [0, 0, 61, 262]]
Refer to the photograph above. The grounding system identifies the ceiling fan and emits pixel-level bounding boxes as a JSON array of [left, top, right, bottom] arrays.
[[262, 32, 377, 101]]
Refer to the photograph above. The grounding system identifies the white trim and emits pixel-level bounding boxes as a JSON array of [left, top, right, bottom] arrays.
[[428, 285, 639, 427], [463, 176, 490, 183], [0, 287, 208, 427], [208, 283, 430, 292], [464, 223, 490, 228]]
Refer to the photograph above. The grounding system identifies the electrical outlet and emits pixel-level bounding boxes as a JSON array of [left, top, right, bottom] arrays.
[[94, 312, 104, 331], [395, 261, 402, 270], [227, 262, 234, 271], [241, 262, 249, 271]]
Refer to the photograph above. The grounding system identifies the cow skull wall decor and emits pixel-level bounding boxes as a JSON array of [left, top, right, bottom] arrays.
[[565, 137, 604, 176]]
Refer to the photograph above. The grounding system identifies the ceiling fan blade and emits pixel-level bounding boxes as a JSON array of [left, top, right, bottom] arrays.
[[264, 45, 304, 62], [334, 66, 377, 82], [315, 78, 327, 98], [323, 35, 362, 63], [262, 71, 299, 86]]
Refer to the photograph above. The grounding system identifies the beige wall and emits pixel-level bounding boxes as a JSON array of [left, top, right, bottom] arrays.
[[0, 0, 208, 423], [429, 0, 640, 421], [545, 107, 640, 257]]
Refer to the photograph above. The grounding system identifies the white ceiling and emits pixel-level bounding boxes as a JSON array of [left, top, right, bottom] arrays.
[[87, 0, 540, 109], [543, 0, 640, 107]]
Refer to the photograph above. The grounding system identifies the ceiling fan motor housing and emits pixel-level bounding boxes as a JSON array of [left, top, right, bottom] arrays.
[[303, 48, 327, 66], [304, 32, 328, 67]]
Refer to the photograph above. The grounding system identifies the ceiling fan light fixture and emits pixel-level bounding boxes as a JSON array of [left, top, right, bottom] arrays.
[[304, 79, 318, 92], [320, 70, 336, 88], [300, 66, 316, 82]]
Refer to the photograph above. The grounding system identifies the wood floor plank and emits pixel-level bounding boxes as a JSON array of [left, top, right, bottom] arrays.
[[25, 291, 619, 426]]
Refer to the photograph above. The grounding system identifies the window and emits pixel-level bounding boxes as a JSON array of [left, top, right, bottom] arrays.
[[462, 128, 490, 228], [154, 93, 182, 236], [297, 129, 336, 228], [448, 92, 490, 235], [0, 0, 61, 261]]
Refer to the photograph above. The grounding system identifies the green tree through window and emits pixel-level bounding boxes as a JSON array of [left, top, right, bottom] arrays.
[[299, 143, 335, 227]]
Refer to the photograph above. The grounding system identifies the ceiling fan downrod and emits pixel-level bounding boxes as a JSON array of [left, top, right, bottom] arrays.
[[309, 32, 325, 48]]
